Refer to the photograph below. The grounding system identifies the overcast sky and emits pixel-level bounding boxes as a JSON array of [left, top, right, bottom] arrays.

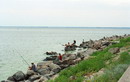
[[0, 0, 130, 27]]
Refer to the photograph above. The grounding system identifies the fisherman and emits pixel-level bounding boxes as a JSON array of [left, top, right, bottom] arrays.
[[68, 42, 70, 46], [72, 40, 76, 46], [30, 63, 37, 72], [58, 53, 62, 61], [82, 39, 84, 43], [73, 40, 76, 44]]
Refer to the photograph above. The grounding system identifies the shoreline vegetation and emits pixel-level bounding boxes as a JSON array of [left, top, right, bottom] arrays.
[[2, 34, 130, 82]]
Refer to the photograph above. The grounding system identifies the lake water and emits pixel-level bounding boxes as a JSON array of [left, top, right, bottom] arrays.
[[0, 27, 130, 80]]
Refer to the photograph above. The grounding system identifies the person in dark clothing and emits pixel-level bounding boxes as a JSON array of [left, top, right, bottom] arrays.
[[31, 63, 37, 72], [73, 40, 76, 44]]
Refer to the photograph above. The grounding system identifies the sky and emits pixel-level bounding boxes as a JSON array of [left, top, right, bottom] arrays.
[[0, 0, 130, 27]]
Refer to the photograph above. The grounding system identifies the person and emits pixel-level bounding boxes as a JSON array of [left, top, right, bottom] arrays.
[[68, 42, 70, 46], [58, 53, 62, 61], [73, 40, 76, 44], [82, 39, 84, 43], [30, 63, 37, 72]]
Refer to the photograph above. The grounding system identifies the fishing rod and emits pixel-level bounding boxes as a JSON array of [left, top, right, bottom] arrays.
[[13, 49, 30, 67]]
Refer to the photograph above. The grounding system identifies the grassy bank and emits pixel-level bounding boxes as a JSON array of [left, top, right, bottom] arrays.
[[48, 37, 130, 82]]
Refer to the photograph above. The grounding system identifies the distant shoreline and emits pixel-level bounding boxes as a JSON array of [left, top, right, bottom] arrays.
[[0, 26, 130, 29]]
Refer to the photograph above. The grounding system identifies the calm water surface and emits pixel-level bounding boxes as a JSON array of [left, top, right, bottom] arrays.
[[0, 28, 130, 80]]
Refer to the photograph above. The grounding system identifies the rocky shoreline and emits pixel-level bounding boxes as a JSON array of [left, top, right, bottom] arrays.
[[2, 34, 130, 82]]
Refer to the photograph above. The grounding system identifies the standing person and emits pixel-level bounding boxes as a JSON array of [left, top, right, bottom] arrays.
[[82, 39, 84, 43], [31, 63, 37, 72], [58, 53, 62, 61]]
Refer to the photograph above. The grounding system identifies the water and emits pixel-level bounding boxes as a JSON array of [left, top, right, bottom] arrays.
[[0, 27, 130, 80]]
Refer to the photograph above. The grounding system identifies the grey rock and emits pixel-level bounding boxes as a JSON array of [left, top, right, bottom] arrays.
[[73, 58, 81, 64], [46, 51, 57, 55], [48, 63, 61, 70], [77, 52, 84, 59], [64, 46, 76, 51], [38, 76, 48, 82], [29, 75, 41, 81], [37, 68, 50, 75], [45, 56, 57, 61], [59, 64, 69, 69], [111, 41, 120, 44], [26, 70, 35, 76], [25, 80, 31, 82], [44, 71, 55, 77], [13, 71, 25, 81], [70, 76, 76, 80], [82, 49, 97, 57], [109, 47, 120, 54], [37, 61, 53, 69], [48, 63, 61, 74], [7, 76, 15, 81], [102, 41, 110, 46], [93, 42, 102, 50], [69, 54, 77, 60]]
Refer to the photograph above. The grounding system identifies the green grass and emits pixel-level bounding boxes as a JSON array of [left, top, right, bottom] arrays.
[[93, 52, 130, 82], [48, 37, 130, 82]]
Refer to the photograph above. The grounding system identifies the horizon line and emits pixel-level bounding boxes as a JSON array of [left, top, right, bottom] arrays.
[[0, 26, 130, 28]]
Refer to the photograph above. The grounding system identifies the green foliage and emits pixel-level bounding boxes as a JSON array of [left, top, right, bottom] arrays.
[[49, 75, 69, 82], [93, 51, 130, 82], [119, 52, 130, 64], [120, 37, 130, 43], [93, 64, 129, 82], [111, 37, 130, 48]]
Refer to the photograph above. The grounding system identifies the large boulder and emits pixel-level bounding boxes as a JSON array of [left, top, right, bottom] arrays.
[[59, 64, 69, 69], [67, 60, 75, 65], [77, 49, 97, 60], [109, 47, 120, 54], [111, 41, 120, 44], [45, 56, 57, 61], [34, 76, 48, 82], [37, 68, 50, 75], [69, 54, 77, 60], [60, 59, 75, 66], [77, 52, 85, 59], [79, 43, 88, 48], [64, 46, 76, 51], [93, 42, 102, 50], [102, 41, 110, 46], [37, 61, 53, 69], [13, 71, 25, 81], [73, 58, 81, 64], [25, 70, 36, 79], [44, 71, 55, 77], [1, 81, 5, 82], [7, 76, 15, 81], [28, 75, 41, 81], [46, 51, 57, 55], [48, 63, 61, 74], [26, 70, 35, 76]]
